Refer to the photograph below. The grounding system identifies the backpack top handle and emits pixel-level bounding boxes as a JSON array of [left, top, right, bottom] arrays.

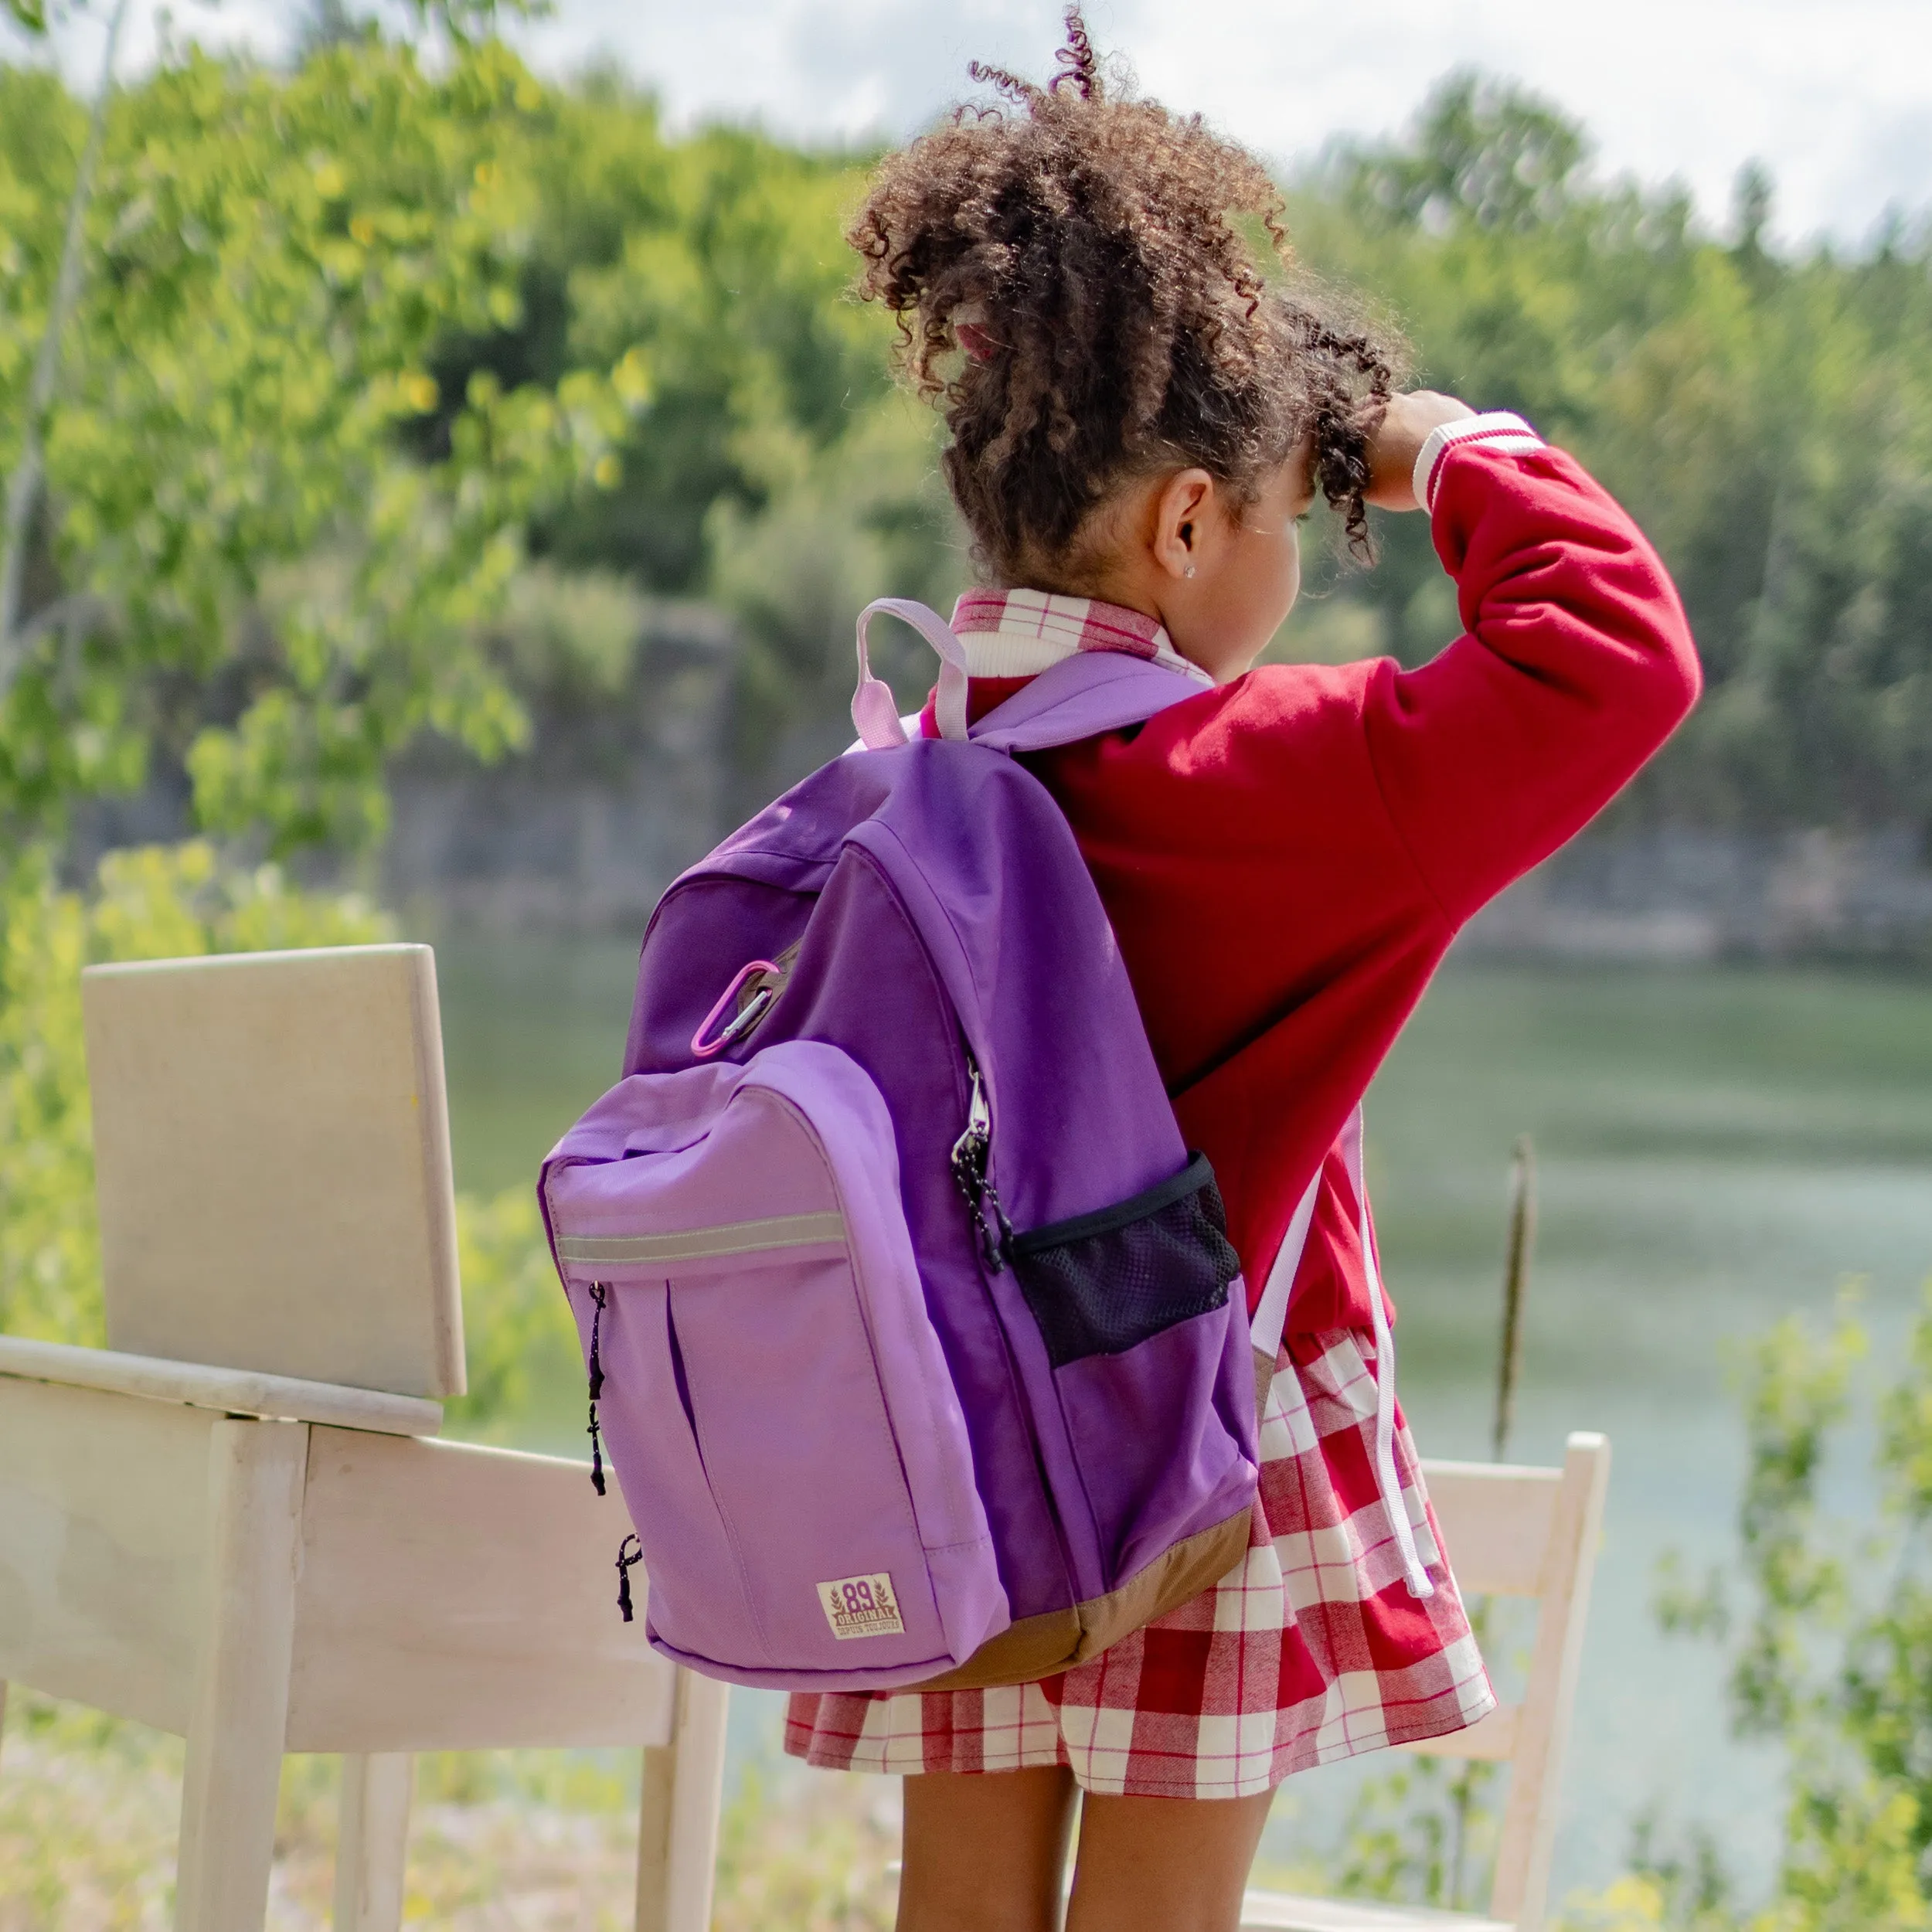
[[850, 597, 1206, 758], [851, 599, 971, 749]]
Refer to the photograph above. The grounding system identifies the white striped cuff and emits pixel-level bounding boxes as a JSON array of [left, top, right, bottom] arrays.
[[1412, 410, 1544, 513]]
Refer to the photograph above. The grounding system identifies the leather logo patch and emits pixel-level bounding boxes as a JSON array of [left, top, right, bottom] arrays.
[[818, 1573, 904, 1639]]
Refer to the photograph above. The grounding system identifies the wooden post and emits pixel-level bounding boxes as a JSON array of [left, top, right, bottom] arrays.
[[1449, 1134, 1539, 1910], [175, 1419, 308, 1932], [1492, 1134, 1537, 1464], [335, 1753, 414, 1932]]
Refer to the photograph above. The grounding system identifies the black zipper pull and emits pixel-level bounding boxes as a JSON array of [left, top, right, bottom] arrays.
[[616, 1532, 644, 1622], [587, 1282, 608, 1495]]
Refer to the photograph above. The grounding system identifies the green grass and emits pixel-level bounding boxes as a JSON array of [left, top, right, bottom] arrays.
[[0, 1687, 898, 1929]]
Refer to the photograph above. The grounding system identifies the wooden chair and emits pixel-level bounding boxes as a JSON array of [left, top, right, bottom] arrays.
[[0, 944, 727, 1932], [1242, 1433, 1611, 1932]]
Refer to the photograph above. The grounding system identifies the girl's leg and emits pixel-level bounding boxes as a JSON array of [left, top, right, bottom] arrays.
[[898, 1764, 1080, 1932], [1066, 1789, 1274, 1932]]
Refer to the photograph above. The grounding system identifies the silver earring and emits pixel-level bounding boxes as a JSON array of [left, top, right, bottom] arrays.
[[1184, 565, 1197, 580]]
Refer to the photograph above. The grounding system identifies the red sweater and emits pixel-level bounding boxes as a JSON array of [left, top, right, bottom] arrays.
[[924, 436, 1700, 1338]]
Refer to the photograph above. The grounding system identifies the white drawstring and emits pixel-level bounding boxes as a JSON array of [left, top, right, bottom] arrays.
[[1345, 1112, 1435, 1600], [1249, 1167, 1321, 1368], [1253, 1110, 1435, 1602]]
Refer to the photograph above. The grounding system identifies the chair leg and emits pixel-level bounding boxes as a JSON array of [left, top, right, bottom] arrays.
[[635, 1741, 677, 1932], [637, 1672, 730, 1932], [175, 1420, 308, 1932], [335, 1753, 414, 1932]]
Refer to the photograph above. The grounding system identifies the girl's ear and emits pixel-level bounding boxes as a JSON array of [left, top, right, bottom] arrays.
[[1151, 468, 1218, 582]]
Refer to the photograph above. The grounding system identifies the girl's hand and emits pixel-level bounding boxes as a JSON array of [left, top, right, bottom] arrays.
[[1363, 391, 1476, 511]]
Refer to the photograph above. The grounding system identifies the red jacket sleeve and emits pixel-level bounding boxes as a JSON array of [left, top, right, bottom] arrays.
[[1363, 439, 1702, 925]]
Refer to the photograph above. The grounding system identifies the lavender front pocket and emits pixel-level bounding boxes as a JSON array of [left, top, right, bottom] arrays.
[[542, 1042, 1011, 1690]]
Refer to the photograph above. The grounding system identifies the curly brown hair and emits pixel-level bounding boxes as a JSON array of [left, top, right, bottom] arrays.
[[847, 8, 1404, 587]]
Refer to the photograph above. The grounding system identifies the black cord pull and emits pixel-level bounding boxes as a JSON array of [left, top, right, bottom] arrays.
[[587, 1282, 608, 1495], [616, 1532, 643, 1623], [949, 1060, 1012, 1273]]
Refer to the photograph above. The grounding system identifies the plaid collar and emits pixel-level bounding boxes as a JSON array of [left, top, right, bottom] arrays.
[[950, 588, 1210, 684]]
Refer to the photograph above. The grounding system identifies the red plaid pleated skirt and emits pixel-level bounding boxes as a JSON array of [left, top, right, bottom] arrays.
[[784, 1325, 1495, 1798]]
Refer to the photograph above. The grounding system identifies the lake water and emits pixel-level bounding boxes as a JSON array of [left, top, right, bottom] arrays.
[[434, 939, 1932, 1906]]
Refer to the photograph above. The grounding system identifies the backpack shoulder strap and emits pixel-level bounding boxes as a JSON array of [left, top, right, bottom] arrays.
[[970, 648, 1208, 754]]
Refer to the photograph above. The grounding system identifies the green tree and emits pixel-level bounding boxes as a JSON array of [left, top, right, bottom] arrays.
[[0, 9, 597, 1417], [1339, 70, 1590, 236], [1294, 73, 1932, 850], [0, 27, 633, 856]]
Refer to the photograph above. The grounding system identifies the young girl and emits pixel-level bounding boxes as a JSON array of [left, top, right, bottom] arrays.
[[785, 17, 1699, 1930]]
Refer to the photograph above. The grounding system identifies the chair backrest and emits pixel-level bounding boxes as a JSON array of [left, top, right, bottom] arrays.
[[82, 945, 465, 1400], [1410, 1433, 1611, 1932]]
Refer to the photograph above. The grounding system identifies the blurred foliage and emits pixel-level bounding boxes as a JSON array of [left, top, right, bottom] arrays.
[[709, 1767, 900, 1932], [0, 1670, 904, 1926], [1327, 1287, 1932, 1930], [0, 20, 961, 852], [488, 558, 649, 697], [1295, 73, 1932, 849], [410, 66, 964, 783], [1552, 1288, 1932, 1929], [445, 1179, 580, 1438], [1301, 1589, 1535, 1915], [1325, 1743, 1502, 1915], [0, 34, 636, 856], [2, 2, 555, 35]]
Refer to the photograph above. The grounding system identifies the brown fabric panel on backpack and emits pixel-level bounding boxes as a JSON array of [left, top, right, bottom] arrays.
[[1065, 1506, 1253, 1666], [912, 1607, 1083, 1692], [910, 1505, 1253, 1692]]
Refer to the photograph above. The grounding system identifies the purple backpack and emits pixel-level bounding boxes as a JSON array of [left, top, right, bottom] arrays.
[[539, 601, 1260, 1692]]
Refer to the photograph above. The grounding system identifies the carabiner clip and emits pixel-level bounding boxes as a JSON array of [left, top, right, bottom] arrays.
[[690, 960, 781, 1059]]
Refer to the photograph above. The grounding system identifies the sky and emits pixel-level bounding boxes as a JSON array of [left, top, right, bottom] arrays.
[[37, 0, 1932, 248]]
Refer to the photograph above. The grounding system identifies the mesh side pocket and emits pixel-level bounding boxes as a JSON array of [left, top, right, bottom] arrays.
[[1009, 1154, 1242, 1369]]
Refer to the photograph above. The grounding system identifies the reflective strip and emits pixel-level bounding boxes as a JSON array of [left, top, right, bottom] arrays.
[[555, 1211, 845, 1265]]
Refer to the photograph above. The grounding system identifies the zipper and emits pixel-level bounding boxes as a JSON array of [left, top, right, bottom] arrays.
[[950, 1046, 1080, 1603], [950, 1050, 1014, 1271]]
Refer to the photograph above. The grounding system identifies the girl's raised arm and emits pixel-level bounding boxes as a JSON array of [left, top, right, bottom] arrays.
[[1361, 418, 1702, 927]]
